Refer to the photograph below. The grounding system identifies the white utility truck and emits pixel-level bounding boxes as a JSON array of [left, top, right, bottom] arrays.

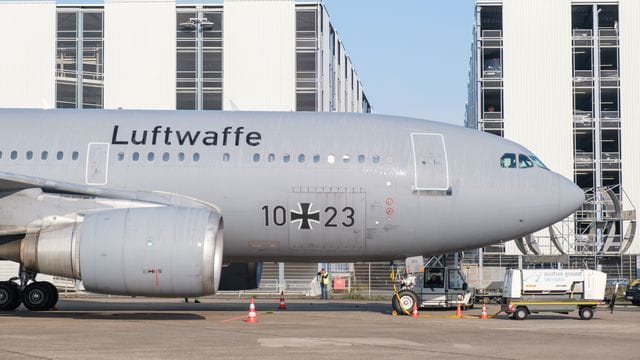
[[391, 257, 475, 314], [501, 269, 606, 320]]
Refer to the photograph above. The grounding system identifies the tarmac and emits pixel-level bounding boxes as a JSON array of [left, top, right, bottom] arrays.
[[0, 297, 638, 360]]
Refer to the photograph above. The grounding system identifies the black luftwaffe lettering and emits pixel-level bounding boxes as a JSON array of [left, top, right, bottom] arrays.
[[111, 125, 262, 147]]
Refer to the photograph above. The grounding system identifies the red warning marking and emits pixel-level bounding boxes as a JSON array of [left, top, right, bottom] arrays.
[[386, 208, 394, 215], [385, 197, 394, 206], [146, 268, 162, 287]]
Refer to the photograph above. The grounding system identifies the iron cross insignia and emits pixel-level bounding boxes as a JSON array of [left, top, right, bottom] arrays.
[[290, 202, 320, 230]]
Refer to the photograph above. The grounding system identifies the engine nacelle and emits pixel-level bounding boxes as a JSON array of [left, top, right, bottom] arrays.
[[17, 206, 223, 297]]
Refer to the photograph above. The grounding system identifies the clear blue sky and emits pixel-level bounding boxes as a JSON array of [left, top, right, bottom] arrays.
[[322, 0, 475, 125]]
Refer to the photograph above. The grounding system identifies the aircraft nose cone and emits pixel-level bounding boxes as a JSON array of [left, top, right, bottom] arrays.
[[558, 177, 585, 216]]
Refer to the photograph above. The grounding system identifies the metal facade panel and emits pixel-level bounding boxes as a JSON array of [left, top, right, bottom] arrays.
[[223, 0, 295, 111], [502, 0, 574, 180], [0, 1, 55, 109], [619, 0, 640, 254], [103, 0, 176, 110]]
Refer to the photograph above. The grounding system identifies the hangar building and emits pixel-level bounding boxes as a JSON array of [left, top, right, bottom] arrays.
[[466, 0, 640, 282], [0, 0, 372, 291]]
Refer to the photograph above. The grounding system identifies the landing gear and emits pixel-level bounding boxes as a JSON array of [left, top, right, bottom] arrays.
[[0, 265, 59, 311], [22, 282, 58, 311], [0, 281, 21, 311]]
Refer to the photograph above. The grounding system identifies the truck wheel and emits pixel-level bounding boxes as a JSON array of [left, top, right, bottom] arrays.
[[392, 290, 418, 315], [514, 307, 528, 320], [579, 307, 594, 320]]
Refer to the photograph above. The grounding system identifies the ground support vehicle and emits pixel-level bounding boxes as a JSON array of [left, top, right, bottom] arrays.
[[501, 269, 606, 320], [391, 265, 475, 315], [625, 279, 640, 306]]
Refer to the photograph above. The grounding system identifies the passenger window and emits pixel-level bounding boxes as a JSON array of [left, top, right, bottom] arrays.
[[179, 152, 186, 162], [0, 151, 2, 159], [342, 154, 350, 163], [193, 153, 200, 162], [283, 153, 290, 163], [132, 152, 140, 161], [117, 152, 125, 161], [358, 154, 365, 163], [72, 151, 79, 161], [222, 153, 229, 162], [372, 155, 380, 164], [298, 154, 305, 163], [56, 151, 63, 160], [268, 153, 275, 163], [41, 151, 48, 160], [518, 154, 534, 168], [162, 152, 170, 162], [500, 153, 516, 168], [327, 154, 336, 164], [26, 151, 33, 160], [313, 154, 320, 163], [11, 151, 17, 160], [253, 153, 260, 163], [147, 152, 155, 162]]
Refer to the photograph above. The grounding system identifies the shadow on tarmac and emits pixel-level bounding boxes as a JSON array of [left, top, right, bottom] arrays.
[[0, 310, 206, 321], [0, 299, 393, 319]]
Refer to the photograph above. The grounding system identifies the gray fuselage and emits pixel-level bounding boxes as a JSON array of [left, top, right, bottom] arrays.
[[0, 109, 583, 261]]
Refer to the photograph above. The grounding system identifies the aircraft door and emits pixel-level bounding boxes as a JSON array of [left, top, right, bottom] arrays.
[[410, 133, 449, 191], [86, 142, 109, 185]]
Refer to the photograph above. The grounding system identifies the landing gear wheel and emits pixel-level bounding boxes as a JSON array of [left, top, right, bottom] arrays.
[[22, 282, 57, 311], [392, 290, 418, 315], [514, 307, 528, 320], [41, 282, 59, 310], [579, 306, 594, 320], [0, 281, 21, 311]]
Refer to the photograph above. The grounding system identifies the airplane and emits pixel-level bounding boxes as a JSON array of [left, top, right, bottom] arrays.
[[0, 109, 584, 311]]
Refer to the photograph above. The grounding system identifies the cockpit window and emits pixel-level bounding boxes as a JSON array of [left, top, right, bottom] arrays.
[[518, 154, 534, 168], [500, 153, 516, 168], [530, 155, 549, 170]]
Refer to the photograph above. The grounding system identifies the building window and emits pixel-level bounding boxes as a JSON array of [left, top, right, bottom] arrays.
[[177, 8, 223, 110], [296, 8, 318, 111], [56, 8, 104, 109]]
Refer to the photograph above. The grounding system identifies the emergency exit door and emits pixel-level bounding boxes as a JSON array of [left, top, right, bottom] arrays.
[[86, 142, 109, 185], [411, 133, 450, 191]]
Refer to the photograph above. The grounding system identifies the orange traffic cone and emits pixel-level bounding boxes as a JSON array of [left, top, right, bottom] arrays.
[[278, 291, 287, 310], [456, 303, 463, 318], [245, 297, 258, 323], [411, 303, 419, 318], [480, 303, 488, 320]]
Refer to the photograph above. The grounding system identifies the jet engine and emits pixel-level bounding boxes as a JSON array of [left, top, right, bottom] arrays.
[[0, 206, 223, 297]]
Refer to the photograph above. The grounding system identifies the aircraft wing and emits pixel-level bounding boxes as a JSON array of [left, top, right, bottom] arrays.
[[0, 170, 219, 211]]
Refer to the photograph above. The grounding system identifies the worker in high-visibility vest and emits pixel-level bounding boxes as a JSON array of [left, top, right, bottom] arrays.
[[317, 268, 330, 299]]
